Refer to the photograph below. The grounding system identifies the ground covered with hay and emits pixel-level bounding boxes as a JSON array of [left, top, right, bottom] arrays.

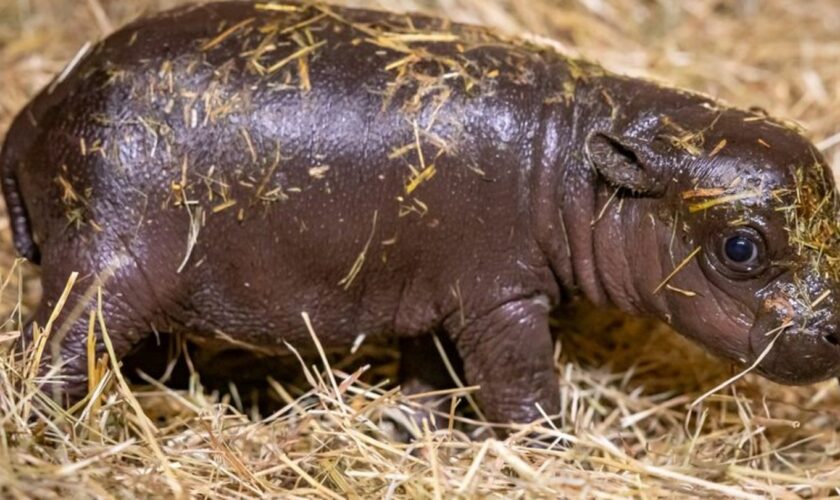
[[2, 0, 840, 497]]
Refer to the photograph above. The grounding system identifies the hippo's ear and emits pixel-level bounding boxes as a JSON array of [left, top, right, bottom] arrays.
[[586, 132, 664, 196]]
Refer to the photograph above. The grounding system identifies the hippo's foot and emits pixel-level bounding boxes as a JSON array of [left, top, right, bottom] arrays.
[[448, 294, 560, 432], [13, 324, 90, 411], [19, 310, 152, 411], [384, 335, 458, 442]]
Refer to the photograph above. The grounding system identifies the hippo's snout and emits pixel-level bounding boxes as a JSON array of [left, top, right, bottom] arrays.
[[750, 314, 840, 385]]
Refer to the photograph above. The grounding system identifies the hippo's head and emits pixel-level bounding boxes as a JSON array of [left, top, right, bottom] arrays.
[[585, 97, 840, 385]]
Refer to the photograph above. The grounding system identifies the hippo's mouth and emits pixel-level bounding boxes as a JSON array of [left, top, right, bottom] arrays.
[[748, 314, 840, 385]]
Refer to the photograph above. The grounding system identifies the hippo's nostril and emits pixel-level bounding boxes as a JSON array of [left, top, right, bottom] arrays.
[[824, 333, 840, 347]]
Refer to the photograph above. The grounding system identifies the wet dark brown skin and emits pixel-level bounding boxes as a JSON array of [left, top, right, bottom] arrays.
[[3, 1, 840, 426]]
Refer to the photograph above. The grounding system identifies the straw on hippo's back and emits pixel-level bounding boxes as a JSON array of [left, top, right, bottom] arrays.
[[3, 1, 840, 427]]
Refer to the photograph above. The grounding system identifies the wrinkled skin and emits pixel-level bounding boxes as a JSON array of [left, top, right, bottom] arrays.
[[3, 1, 840, 425]]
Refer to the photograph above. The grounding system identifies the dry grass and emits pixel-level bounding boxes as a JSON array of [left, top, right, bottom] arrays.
[[2, 0, 840, 498]]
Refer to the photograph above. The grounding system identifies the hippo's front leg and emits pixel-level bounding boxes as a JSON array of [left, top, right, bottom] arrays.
[[448, 295, 560, 425]]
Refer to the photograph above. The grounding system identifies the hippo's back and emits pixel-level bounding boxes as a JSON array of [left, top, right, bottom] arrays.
[[6, 1, 562, 342]]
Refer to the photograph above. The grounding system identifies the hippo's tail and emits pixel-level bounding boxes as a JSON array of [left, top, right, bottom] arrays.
[[1, 118, 40, 264]]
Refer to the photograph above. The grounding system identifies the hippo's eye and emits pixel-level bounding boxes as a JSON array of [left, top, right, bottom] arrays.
[[724, 236, 757, 264], [718, 229, 766, 276]]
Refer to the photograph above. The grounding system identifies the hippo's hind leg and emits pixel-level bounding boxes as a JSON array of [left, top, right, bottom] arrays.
[[20, 240, 177, 405], [446, 295, 560, 427]]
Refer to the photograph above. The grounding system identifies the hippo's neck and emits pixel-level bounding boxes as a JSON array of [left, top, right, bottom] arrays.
[[532, 69, 647, 313]]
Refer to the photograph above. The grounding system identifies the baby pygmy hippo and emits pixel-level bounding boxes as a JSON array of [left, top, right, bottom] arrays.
[[3, 1, 840, 425]]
